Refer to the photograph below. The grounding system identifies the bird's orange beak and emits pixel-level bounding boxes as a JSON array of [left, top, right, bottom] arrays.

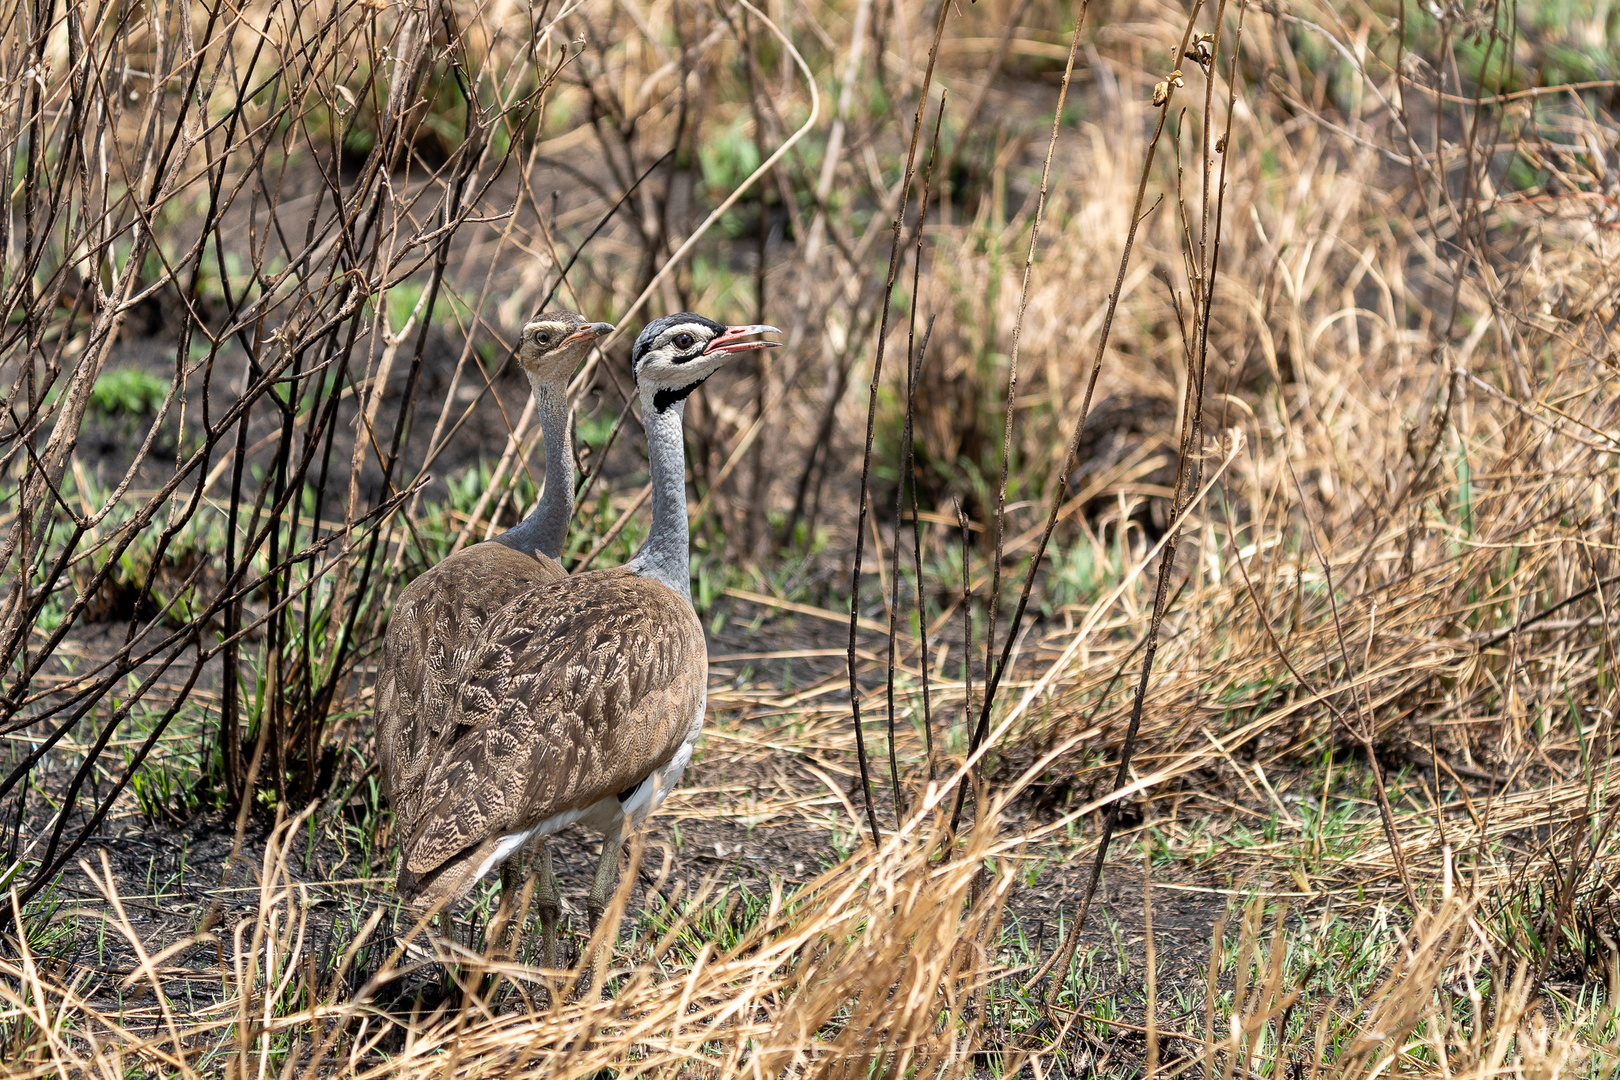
[[703, 324, 781, 355]]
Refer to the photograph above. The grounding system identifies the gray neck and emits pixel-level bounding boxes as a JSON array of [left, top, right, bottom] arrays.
[[627, 390, 692, 600], [496, 379, 571, 560]]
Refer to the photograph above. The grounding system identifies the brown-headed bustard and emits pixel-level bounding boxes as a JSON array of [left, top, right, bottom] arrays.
[[390, 314, 780, 966], [375, 309, 611, 914]]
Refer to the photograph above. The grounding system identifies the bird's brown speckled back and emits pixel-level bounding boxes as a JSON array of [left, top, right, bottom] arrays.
[[374, 541, 565, 843], [386, 566, 705, 912]]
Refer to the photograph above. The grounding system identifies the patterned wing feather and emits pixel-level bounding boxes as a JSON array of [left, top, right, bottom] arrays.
[[399, 569, 705, 882], [374, 542, 565, 842]]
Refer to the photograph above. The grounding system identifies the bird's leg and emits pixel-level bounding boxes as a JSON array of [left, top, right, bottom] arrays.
[[487, 858, 521, 961], [510, 860, 539, 962], [578, 816, 626, 997], [535, 840, 561, 972], [587, 815, 626, 934]]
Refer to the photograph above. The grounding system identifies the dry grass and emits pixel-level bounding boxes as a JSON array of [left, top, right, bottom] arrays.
[[0, 808, 1013, 1076], [3, 801, 1614, 1076], [3, 0, 1620, 1073]]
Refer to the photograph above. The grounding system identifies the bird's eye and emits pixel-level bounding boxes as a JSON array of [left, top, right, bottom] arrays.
[[674, 332, 695, 349], [535, 331, 551, 345]]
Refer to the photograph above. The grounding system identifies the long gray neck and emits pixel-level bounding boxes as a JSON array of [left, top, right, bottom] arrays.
[[496, 378, 571, 560], [627, 390, 692, 600]]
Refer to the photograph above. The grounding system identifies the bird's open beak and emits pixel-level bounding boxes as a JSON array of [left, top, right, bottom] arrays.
[[703, 324, 782, 355], [562, 321, 615, 347]]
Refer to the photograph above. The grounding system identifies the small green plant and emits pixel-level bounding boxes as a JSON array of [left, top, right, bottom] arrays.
[[90, 368, 169, 416], [1039, 536, 1117, 617], [698, 116, 761, 238], [640, 883, 776, 967], [124, 700, 220, 824]]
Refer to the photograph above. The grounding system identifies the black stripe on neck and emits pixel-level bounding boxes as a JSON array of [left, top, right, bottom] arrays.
[[653, 377, 707, 413]]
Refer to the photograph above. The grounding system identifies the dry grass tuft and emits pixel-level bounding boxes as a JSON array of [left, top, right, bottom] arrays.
[[3, 812, 1616, 1076], [0, 805, 1016, 1076]]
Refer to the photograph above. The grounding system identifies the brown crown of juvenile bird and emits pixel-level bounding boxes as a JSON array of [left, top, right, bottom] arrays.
[[372, 309, 610, 926], [381, 313, 779, 970]]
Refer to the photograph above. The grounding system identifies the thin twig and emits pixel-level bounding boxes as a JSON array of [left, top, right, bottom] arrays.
[[885, 100, 947, 821], [949, 0, 1096, 836], [845, 0, 952, 846], [1025, 1, 1217, 998]]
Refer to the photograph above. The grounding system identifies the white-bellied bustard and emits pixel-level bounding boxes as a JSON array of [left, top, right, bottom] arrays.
[[374, 310, 609, 928], [385, 314, 779, 968]]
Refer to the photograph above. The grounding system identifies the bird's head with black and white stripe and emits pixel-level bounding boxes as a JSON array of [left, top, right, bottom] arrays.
[[518, 309, 615, 384], [631, 314, 780, 413]]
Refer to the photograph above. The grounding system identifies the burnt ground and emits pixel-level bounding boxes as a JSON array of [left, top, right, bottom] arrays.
[[8, 763, 1245, 1026], [5, 372, 1379, 1057], [3, 67, 1553, 1060], [0, 311, 1479, 1071], [9, 556, 1578, 1073], [8, 542, 1258, 1041]]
